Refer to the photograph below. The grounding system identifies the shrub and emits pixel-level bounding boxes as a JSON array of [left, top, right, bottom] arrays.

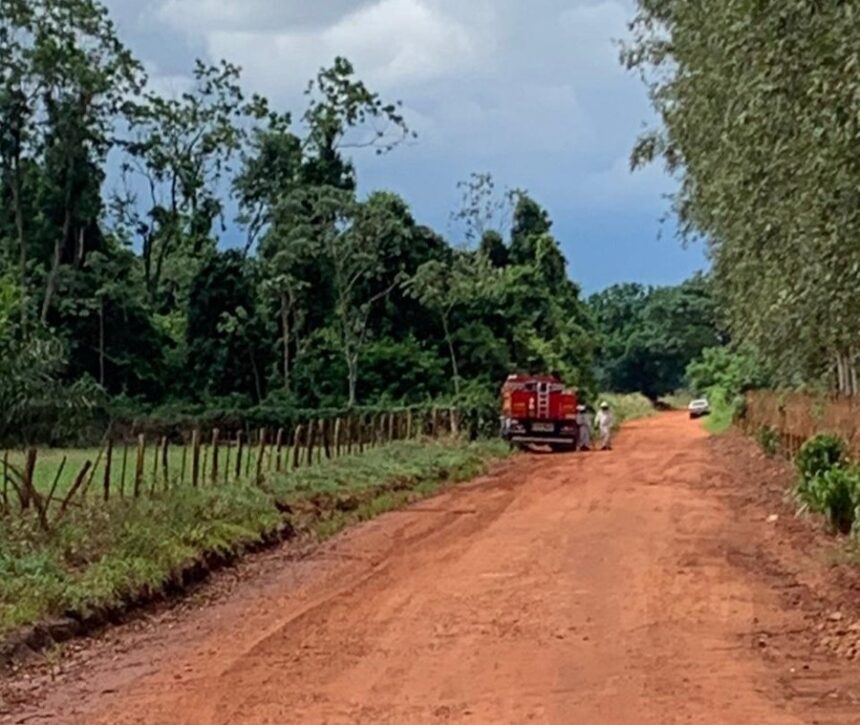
[[795, 433, 848, 483], [756, 425, 779, 457], [796, 466, 860, 535], [597, 393, 654, 427]]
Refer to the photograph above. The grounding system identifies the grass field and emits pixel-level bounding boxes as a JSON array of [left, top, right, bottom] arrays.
[[0, 438, 509, 639]]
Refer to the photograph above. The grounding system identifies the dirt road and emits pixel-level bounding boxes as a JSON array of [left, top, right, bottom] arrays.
[[7, 413, 860, 723]]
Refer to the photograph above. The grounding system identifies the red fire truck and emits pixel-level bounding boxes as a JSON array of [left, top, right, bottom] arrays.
[[500, 374, 579, 451]]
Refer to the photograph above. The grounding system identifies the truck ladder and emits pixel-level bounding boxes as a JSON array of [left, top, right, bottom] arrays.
[[537, 382, 551, 419]]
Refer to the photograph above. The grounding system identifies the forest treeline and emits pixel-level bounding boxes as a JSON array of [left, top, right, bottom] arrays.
[[625, 0, 860, 396], [0, 0, 608, 443], [0, 0, 725, 445]]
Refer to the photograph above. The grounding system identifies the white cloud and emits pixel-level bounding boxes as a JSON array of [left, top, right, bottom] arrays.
[[157, 0, 377, 32], [202, 0, 482, 94]]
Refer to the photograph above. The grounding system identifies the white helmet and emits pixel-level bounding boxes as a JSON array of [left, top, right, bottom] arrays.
[[600, 401, 610, 409]]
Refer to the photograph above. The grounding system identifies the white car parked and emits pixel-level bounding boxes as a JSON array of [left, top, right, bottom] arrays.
[[688, 398, 711, 419]]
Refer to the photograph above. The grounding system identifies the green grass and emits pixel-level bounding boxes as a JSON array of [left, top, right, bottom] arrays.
[[0, 438, 508, 639], [703, 392, 735, 434], [660, 391, 694, 410]]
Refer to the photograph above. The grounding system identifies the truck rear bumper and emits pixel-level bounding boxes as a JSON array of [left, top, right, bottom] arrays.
[[508, 435, 576, 445]]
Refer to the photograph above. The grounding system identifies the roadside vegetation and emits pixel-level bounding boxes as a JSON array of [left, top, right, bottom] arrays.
[[626, 1, 860, 397], [598, 393, 655, 428], [0, 438, 507, 641], [792, 434, 860, 538]]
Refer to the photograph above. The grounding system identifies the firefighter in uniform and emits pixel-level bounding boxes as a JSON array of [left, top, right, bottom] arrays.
[[575, 404, 592, 451], [595, 401, 614, 450]]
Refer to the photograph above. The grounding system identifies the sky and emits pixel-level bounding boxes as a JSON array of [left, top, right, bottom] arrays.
[[102, 0, 707, 293]]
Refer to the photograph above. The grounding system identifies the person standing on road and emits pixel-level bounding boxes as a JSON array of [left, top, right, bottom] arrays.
[[575, 404, 592, 451], [596, 401, 614, 450]]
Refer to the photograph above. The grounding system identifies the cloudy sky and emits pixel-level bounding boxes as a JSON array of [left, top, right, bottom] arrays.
[[103, 0, 706, 293]]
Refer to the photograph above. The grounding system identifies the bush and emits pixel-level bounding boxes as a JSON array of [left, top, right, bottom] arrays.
[[796, 466, 860, 535], [795, 433, 848, 483], [756, 425, 780, 456], [597, 393, 654, 427]]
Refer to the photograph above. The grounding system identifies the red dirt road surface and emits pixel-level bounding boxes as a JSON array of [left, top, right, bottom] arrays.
[[6, 413, 860, 723]]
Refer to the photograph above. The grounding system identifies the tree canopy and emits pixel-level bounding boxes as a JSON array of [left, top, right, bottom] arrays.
[[624, 0, 860, 394], [0, 0, 597, 441]]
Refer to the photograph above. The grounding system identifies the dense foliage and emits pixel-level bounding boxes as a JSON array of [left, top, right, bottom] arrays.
[[589, 274, 719, 399], [625, 0, 860, 394], [794, 433, 858, 535], [0, 0, 596, 443]]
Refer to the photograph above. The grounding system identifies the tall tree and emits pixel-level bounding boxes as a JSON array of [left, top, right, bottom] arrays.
[[625, 0, 860, 393], [407, 251, 496, 397]]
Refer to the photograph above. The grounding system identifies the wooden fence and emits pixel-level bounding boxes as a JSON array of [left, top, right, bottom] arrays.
[[741, 391, 860, 459], [0, 406, 463, 532]]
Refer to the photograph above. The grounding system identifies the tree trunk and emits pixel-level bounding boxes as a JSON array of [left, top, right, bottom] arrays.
[[346, 352, 358, 407], [281, 293, 291, 394], [10, 160, 27, 335], [442, 315, 461, 398], [41, 208, 72, 324], [98, 296, 105, 387], [249, 347, 263, 403]]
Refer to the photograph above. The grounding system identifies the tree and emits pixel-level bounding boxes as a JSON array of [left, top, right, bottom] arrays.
[[509, 194, 552, 264], [0, 0, 142, 328], [116, 60, 259, 308], [479, 230, 509, 268], [451, 172, 517, 244], [589, 275, 720, 399], [186, 250, 268, 402], [407, 251, 496, 398], [624, 0, 860, 393], [325, 191, 409, 406]]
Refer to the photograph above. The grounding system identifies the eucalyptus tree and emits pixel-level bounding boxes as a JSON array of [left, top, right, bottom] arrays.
[[625, 0, 860, 392]]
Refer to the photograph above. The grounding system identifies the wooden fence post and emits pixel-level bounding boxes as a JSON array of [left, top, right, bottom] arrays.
[[55, 461, 92, 524], [45, 456, 67, 514], [245, 428, 253, 478], [224, 442, 232, 485], [333, 418, 342, 458], [320, 420, 330, 460], [431, 407, 439, 438], [191, 430, 201, 487], [290, 425, 303, 469], [211, 429, 220, 484], [256, 428, 267, 483], [103, 439, 114, 502], [201, 440, 209, 487], [20, 448, 36, 510], [134, 434, 146, 498], [450, 407, 459, 436], [307, 421, 316, 466], [179, 439, 188, 486], [275, 428, 285, 472], [161, 436, 170, 488], [120, 444, 129, 498], [150, 439, 162, 494], [235, 431, 244, 480]]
